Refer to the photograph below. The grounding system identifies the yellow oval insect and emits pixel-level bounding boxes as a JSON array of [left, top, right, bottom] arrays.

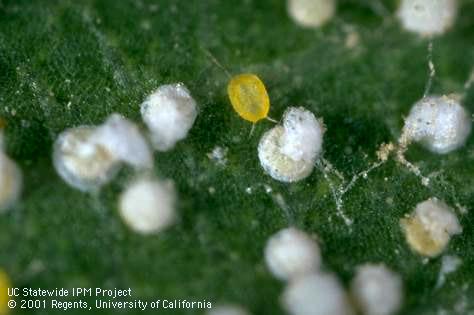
[[227, 74, 270, 123], [0, 270, 10, 315]]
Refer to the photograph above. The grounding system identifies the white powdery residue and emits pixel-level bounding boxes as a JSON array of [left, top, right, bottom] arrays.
[[92, 113, 153, 169], [207, 146, 228, 166], [398, 0, 458, 36], [435, 255, 462, 289], [351, 264, 403, 315], [281, 107, 324, 162], [140, 83, 198, 151], [345, 31, 360, 49], [402, 95, 471, 154], [0, 151, 22, 212], [207, 304, 251, 315], [53, 126, 119, 191], [273, 193, 292, 221], [258, 107, 324, 183], [456, 203, 468, 215], [118, 177, 177, 235], [287, 0, 336, 28], [264, 184, 273, 194], [415, 199, 462, 241], [258, 127, 311, 182], [282, 273, 354, 315], [401, 198, 462, 257], [264, 228, 321, 281]]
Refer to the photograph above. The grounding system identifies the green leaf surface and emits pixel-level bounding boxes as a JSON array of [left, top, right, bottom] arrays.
[[1, 0, 473, 314]]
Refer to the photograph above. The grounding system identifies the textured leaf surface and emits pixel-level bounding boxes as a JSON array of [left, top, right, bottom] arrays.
[[1, 0, 473, 314]]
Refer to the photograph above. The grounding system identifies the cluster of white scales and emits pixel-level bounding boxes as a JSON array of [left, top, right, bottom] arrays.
[[0, 1, 471, 315]]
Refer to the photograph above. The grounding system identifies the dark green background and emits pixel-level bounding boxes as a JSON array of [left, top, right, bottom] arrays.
[[0, 0, 473, 314]]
